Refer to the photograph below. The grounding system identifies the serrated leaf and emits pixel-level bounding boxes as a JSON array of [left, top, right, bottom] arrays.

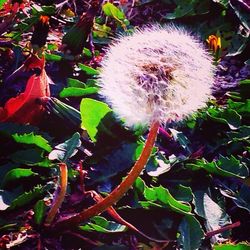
[[186, 155, 248, 178], [228, 99, 250, 117], [34, 200, 46, 225], [78, 63, 100, 76], [177, 215, 204, 250], [143, 186, 192, 214], [207, 108, 241, 130], [59, 87, 99, 98], [80, 98, 112, 142], [49, 132, 81, 162], [9, 149, 51, 167], [1, 168, 38, 188], [79, 216, 127, 233], [12, 132, 52, 152], [9, 185, 47, 210]]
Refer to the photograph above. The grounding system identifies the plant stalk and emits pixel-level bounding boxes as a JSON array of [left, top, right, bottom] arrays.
[[53, 121, 160, 230], [45, 163, 68, 226]]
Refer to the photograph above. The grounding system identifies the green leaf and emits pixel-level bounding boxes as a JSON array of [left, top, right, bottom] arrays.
[[207, 108, 241, 130], [186, 155, 249, 178], [234, 185, 250, 212], [102, 2, 125, 20], [12, 133, 52, 152], [80, 98, 112, 142], [177, 215, 204, 250], [34, 200, 46, 225], [78, 63, 100, 76], [169, 128, 191, 153], [67, 78, 86, 88], [217, 155, 249, 177], [59, 87, 99, 98], [0, 0, 7, 9], [1, 168, 38, 188], [9, 185, 48, 210], [193, 190, 231, 240], [228, 99, 250, 117], [79, 216, 127, 233], [214, 242, 250, 250], [48, 132, 81, 162], [146, 153, 171, 177], [143, 186, 192, 214], [45, 53, 62, 62], [229, 0, 250, 30], [227, 33, 249, 57], [212, 0, 229, 8], [170, 185, 193, 202], [9, 149, 51, 167], [87, 142, 142, 185]]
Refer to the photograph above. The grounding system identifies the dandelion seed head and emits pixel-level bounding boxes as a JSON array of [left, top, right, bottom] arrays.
[[99, 25, 214, 127]]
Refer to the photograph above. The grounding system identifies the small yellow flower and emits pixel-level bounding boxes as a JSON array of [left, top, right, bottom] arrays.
[[206, 35, 221, 53]]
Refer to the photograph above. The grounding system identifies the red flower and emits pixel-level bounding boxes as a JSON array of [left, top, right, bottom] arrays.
[[0, 55, 50, 124]]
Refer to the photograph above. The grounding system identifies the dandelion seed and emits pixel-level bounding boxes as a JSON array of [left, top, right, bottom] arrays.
[[99, 25, 214, 127]]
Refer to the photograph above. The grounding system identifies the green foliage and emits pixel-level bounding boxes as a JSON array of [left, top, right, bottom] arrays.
[[177, 215, 204, 250], [143, 185, 192, 214], [80, 98, 112, 142], [34, 200, 46, 225], [164, 0, 210, 19], [186, 155, 249, 178], [48, 132, 81, 162], [9, 185, 49, 210], [102, 3, 125, 20], [12, 132, 52, 152], [214, 243, 250, 250], [9, 149, 51, 167], [0, 0, 7, 9], [79, 216, 127, 233], [1, 168, 38, 189], [207, 107, 241, 130], [78, 63, 100, 76], [59, 87, 99, 98]]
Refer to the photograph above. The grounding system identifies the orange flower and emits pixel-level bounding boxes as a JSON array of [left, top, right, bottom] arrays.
[[0, 55, 50, 124], [206, 35, 221, 53], [39, 15, 50, 25]]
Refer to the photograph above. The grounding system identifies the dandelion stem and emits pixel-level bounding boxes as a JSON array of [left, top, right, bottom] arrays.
[[53, 121, 160, 230], [45, 163, 68, 226]]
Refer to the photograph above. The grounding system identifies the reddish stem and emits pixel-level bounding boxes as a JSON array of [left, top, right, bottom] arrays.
[[205, 221, 241, 238], [159, 127, 172, 139], [44, 163, 68, 226], [53, 121, 160, 230], [90, 191, 169, 243]]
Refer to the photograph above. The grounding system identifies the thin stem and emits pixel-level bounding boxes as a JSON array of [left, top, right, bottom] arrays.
[[205, 221, 241, 238], [44, 163, 68, 226], [53, 121, 160, 230]]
